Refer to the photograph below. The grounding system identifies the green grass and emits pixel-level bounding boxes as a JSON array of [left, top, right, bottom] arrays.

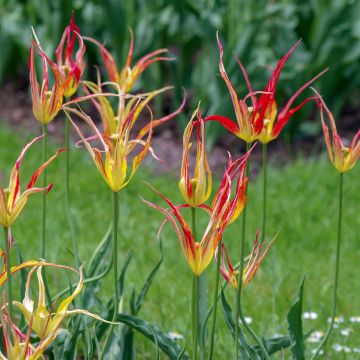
[[0, 122, 359, 359]]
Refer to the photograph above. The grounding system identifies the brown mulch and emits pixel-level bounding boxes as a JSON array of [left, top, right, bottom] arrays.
[[0, 81, 358, 179]]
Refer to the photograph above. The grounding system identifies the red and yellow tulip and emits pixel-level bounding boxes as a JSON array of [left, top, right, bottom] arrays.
[[84, 30, 173, 94], [206, 34, 326, 144], [144, 151, 250, 276], [1, 305, 35, 360], [218, 231, 275, 288], [55, 12, 86, 98], [29, 39, 70, 124], [80, 79, 185, 139], [0, 136, 63, 228], [0, 264, 112, 360], [64, 99, 154, 192], [313, 89, 360, 173], [179, 106, 212, 207]]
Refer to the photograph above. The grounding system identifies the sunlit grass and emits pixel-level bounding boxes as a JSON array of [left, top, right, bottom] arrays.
[[0, 122, 359, 359]]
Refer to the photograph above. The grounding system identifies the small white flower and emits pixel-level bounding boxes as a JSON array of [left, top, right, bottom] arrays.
[[308, 331, 324, 343], [350, 316, 360, 323], [304, 311, 318, 320], [353, 348, 360, 353], [311, 349, 324, 355], [244, 316, 253, 324], [329, 316, 345, 324], [333, 344, 343, 352], [340, 328, 351, 337], [239, 317, 253, 324], [168, 331, 184, 340], [333, 344, 351, 353]]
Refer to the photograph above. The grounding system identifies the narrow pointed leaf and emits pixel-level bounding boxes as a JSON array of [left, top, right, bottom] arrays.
[[116, 313, 189, 360], [287, 275, 306, 360]]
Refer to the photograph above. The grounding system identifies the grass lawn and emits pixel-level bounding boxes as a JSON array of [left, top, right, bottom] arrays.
[[0, 121, 359, 359]]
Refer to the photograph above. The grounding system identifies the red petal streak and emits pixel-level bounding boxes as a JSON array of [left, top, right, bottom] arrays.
[[233, 53, 256, 107], [253, 39, 302, 133], [145, 184, 196, 257], [273, 97, 315, 138], [84, 37, 119, 83], [204, 115, 240, 135], [26, 148, 64, 189]]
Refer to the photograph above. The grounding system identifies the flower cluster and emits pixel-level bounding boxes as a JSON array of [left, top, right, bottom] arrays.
[[0, 8, 358, 360]]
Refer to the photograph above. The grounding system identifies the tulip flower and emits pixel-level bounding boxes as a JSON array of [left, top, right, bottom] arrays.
[[217, 231, 275, 289], [55, 12, 86, 98], [64, 99, 153, 192], [206, 34, 327, 144], [1, 302, 34, 360], [0, 136, 63, 228], [313, 89, 360, 173], [80, 79, 185, 139], [178, 106, 212, 207], [0, 265, 112, 360], [0, 250, 54, 287], [144, 150, 250, 276], [14, 267, 82, 340], [29, 38, 70, 125], [84, 30, 173, 94]]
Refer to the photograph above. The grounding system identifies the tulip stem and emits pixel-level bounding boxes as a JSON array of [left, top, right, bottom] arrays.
[[261, 143, 267, 241], [192, 274, 199, 360], [3, 227, 14, 324], [41, 124, 52, 305], [311, 172, 343, 359], [65, 114, 80, 268], [234, 143, 270, 360], [41, 124, 47, 260], [100, 191, 119, 358], [208, 240, 222, 360], [191, 207, 199, 360]]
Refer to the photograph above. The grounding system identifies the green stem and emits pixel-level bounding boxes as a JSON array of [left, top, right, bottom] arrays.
[[100, 191, 119, 358], [41, 124, 47, 259], [65, 115, 80, 268], [191, 207, 199, 360], [261, 143, 267, 242], [234, 143, 270, 360], [310, 172, 343, 359], [208, 240, 222, 360], [192, 274, 199, 360], [3, 227, 14, 323], [41, 124, 52, 305]]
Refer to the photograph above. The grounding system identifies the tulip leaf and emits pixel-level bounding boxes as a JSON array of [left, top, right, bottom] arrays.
[[94, 250, 134, 343], [117, 313, 189, 360], [252, 335, 291, 357], [287, 275, 306, 360], [14, 244, 27, 301], [177, 345, 187, 359], [133, 238, 164, 315], [86, 224, 113, 278], [220, 290, 261, 360], [118, 239, 164, 358]]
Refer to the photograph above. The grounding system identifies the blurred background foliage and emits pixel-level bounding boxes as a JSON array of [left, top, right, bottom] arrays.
[[1, 0, 360, 145]]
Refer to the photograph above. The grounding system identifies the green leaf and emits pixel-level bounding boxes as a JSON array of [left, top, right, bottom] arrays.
[[94, 250, 134, 344], [177, 345, 187, 360], [86, 224, 113, 278], [14, 244, 27, 301], [133, 238, 164, 315], [117, 313, 189, 360], [287, 275, 306, 360], [220, 290, 261, 360], [252, 335, 291, 357]]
